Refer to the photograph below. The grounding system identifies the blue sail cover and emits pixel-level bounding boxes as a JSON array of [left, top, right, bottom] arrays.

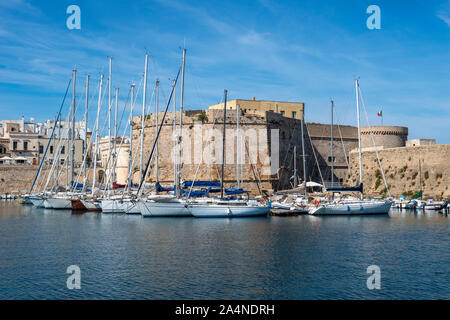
[[71, 181, 84, 190], [225, 188, 249, 195], [182, 181, 222, 188], [70, 181, 91, 192], [155, 182, 174, 192], [326, 183, 363, 194]]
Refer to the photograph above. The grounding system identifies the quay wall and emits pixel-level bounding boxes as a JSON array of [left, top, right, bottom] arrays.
[[348, 144, 450, 199], [0, 166, 102, 194]]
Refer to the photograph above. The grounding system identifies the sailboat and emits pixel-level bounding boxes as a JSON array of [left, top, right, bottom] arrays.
[[137, 49, 192, 217], [186, 89, 270, 218], [309, 79, 392, 216], [44, 69, 79, 210]]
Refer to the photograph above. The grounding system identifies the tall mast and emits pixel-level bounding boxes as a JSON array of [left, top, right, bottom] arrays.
[[172, 79, 177, 191], [220, 89, 227, 199], [128, 83, 135, 190], [293, 145, 297, 187], [355, 79, 363, 199], [236, 103, 240, 189], [176, 48, 186, 198], [155, 79, 159, 183], [108, 58, 112, 188], [92, 74, 103, 193], [113, 87, 119, 182], [301, 106, 307, 196], [140, 54, 149, 187], [84, 75, 89, 181], [70, 69, 76, 189], [330, 99, 334, 186]]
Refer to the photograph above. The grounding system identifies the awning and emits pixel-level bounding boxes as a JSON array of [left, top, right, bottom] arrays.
[[1, 156, 13, 160], [14, 157, 28, 161]]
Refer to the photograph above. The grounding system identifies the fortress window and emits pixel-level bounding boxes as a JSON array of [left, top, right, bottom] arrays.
[[61, 146, 65, 154], [328, 156, 336, 163], [39, 145, 44, 154], [280, 111, 285, 117], [50, 146, 53, 154], [23, 141, 28, 150], [292, 111, 297, 119], [13, 141, 17, 150]]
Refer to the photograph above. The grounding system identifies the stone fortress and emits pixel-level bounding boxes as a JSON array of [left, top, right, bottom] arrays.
[[1, 97, 448, 200], [130, 98, 449, 199]]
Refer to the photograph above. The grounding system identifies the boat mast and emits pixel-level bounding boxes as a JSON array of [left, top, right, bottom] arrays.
[[172, 79, 177, 191], [301, 107, 307, 196], [140, 54, 149, 187], [137, 68, 180, 196], [92, 74, 103, 194], [84, 75, 89, 181], [176, 48, 186, 198], [236, 103, 240, 189], [220, 89, 227, 199], [108, 58, 112, 189], [155, 79, 159, 184], [112, 87, 119, 183], [293, 145, 297, 187], [355, 79, 363, 199], [70, 69, 76, 189], [29, 79, 71, 194], [128, 83, 135, 190], [330, 99, 334, 187]]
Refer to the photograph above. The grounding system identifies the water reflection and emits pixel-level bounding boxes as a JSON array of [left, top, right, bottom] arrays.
[[0, 201, 448, 300]]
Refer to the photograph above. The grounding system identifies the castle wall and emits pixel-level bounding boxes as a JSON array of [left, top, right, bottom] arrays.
[[347, 144, 450, 200], [131, 109, 355, 194], [0, 166, 102, 194]]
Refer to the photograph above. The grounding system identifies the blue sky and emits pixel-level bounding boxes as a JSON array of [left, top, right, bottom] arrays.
[[0, 0, 449, 143]]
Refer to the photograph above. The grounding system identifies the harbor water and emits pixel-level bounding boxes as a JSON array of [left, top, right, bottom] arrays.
[[0, 201, 448, 299]]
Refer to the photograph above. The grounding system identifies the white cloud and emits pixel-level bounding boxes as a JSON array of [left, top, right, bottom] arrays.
[[437, 13, 450, 27]]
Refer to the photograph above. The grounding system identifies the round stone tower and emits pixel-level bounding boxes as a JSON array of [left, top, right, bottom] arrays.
[[360, 126, 408, 149]]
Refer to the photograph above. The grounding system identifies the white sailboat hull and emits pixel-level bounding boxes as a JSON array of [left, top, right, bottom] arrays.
[[309, 201, 392, 215], [101, 200, 126, 213], [44, 198, 72, 209], [138, 200, 191, 217], [188, 204, 270, 218], [122, 201, 141, 214], [80, 199, 102, 211], [30, 197, 45, 208]]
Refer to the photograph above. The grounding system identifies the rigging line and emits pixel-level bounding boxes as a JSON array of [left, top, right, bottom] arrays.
[[30, 78, 72, 194], [123, 76, 144, 195], [43, 99, 74, 192], [138, 67, 182, 195], [305, 123, 325, 186], [72, 79, 114, 193], [102, 88, 133, 196], [358, 85, 391, 197], [276, 125, 302, 190], [332, 103, 355, 185]]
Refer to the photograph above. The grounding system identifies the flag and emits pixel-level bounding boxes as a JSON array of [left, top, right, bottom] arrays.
[[377, 111, 382, 117]]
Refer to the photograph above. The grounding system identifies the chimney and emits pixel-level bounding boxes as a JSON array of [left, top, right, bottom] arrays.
[[252, 96, 255, 101]]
